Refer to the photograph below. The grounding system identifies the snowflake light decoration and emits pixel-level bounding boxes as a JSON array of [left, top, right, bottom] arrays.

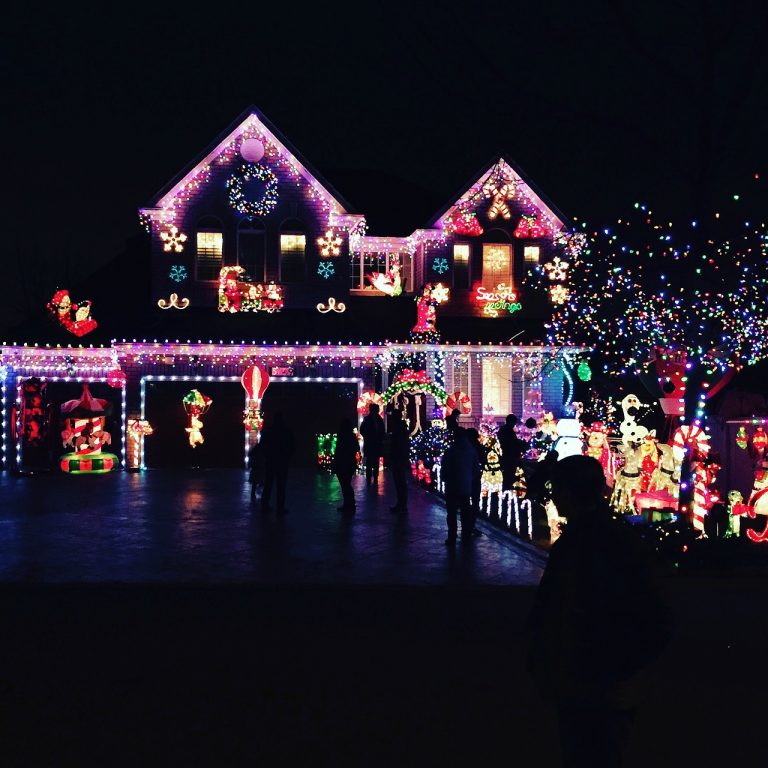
[[169, 265, 188, 283], [317, 261, 335, 279], [549, 284, 569, 305], [432, 257, 449, 274], [160, 225, 188, 253], [317, 229, 343, 257], [543, 257, 569, 281], [431, 283, 451, 304], [486, 245, 509, 272]]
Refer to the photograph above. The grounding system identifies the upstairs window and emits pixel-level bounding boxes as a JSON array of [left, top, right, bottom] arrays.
[[452, 355, 470, 395], [453, 244, 470, 289], [238, 218, 266, 283], [524, 245, 540, 265], [350, 252, 412, 294], [195, 216, 223, 281], [280, 219, 306, 283]]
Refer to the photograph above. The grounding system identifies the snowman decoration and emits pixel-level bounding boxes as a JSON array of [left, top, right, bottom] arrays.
[[618, 394, 649, 446], [553, 417, 584, 460]]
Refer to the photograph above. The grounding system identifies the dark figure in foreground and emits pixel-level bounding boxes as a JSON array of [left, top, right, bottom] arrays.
[[497, 414, 526, 491], [334, 418, 359, 515], [359, 403, 385, 485], [258, 412, 295, 514], [465, 427, 487, 525], [527, 455, 670, 767], [387, 410, 410, 514], [248, 439, 264, 501], [527, 449, 559, 532], [441, 428, 482, 545]]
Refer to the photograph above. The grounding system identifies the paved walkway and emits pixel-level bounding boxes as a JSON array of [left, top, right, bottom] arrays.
[[0, 469, 544, 584]]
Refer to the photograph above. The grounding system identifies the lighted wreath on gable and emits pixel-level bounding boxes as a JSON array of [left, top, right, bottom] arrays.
[[226, 137, 279, 218]]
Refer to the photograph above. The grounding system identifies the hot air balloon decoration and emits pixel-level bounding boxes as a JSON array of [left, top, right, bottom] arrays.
[[182, 389, 212, 448], [241, 363, 270, 431]]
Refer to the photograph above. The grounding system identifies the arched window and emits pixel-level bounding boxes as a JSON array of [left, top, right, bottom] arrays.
[[238, 218, 266, 283], [481, 228, 512, 287], [280, 218, 306, 283], [195, 216, 223, 281]]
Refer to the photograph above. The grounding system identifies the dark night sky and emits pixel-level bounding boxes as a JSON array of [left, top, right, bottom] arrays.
[[4, 1, 768, 333]]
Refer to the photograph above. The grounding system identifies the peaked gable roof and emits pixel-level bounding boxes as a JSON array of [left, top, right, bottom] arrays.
[[431, 157, 569, 236], [140, 106, 355, 223]]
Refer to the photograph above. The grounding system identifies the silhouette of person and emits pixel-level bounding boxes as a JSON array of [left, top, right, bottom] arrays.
[[258, 411, 295, 514], [359, 403, 385, 485], [465, 427, 487, 536], [497, 414, 525, 491], [334, 417, 358, 516], [441, 428, 482, 545], [527, 449, 560, 529], [248, 439, 264, 502], [445, 408, 461, 435], [387, 409, 410, 514], [527, 455, 670, 767]]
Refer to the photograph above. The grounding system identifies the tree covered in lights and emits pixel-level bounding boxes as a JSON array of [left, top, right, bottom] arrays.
[[544, 179, 768, 420]]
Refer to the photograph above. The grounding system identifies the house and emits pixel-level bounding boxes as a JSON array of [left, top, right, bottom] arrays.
[[1, 107, 585, 472]]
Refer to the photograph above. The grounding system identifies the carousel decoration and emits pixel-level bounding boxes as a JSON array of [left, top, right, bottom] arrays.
[[182, 389, 212, 448], [241, 363, 270, 432], [59, 384, 117, 474]]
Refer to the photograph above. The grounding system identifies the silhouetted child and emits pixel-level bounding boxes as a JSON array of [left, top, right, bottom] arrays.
[[497, 414, 526, 491], [465, 427, 487, 534], [527, 455, 670, 767]]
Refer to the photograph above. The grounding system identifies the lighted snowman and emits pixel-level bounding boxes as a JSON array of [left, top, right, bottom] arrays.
[[619, 394, 649, 446], [553, 418, 584, 460]]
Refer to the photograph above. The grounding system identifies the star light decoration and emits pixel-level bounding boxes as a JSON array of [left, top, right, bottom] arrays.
[[317, 229, 343, 257], [543, 257, 569, 281], [160, 225, 188, 253], [546, 181, 768, 392]]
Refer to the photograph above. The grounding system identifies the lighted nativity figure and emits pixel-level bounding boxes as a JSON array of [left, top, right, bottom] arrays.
[[47, 289, 98, 337], [59, 384, 117, 474]]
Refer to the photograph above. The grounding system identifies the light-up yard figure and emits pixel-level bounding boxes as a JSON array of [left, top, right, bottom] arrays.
[[410, 283, 450, 344], [183, 389, 212, 448]]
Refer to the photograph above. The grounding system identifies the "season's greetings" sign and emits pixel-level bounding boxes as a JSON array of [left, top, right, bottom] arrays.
[[474, 283, 522, 317]]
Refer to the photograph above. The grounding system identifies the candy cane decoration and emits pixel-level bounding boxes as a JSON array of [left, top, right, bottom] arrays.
[[357, 390, 384, 415], [483, 181, 516, 220], [444, 390, 472, 417], [672, 424, 710, 457]]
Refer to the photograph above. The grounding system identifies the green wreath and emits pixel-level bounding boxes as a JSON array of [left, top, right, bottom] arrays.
[[381, 379, 448, 408], [226, 162, 279, 217]]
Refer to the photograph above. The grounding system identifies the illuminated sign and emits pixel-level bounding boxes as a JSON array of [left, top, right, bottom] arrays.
[[474, 283, 522, 317], [270, 367, 294, 376]]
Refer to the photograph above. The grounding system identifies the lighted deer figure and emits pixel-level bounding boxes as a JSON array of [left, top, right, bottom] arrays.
[[611, 441, 644, 514]]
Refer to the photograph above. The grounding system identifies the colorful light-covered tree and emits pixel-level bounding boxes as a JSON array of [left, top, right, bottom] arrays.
[[540, 180, 768, 424]]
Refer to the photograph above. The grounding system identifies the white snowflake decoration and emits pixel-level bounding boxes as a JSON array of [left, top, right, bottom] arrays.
[[543, 256, 569, 281], [549, 284, 569, 305], [169, 265, 188, 283], [432, 257, 449, 274], [160, 225, 188, 253], [317, 229, 343, 257], [431, 283, 450, 304], [317, 261, 335, 279]]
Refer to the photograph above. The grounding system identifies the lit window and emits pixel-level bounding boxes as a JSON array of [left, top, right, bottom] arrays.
[[196, 231, 223, 281], [280, 233, 306, 282], [483, 243, 512, 286], [482, 358, 511, 417], [524, 246, 540, 264], [453, 244, 470, 289], [350, 252, 412, 293]]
